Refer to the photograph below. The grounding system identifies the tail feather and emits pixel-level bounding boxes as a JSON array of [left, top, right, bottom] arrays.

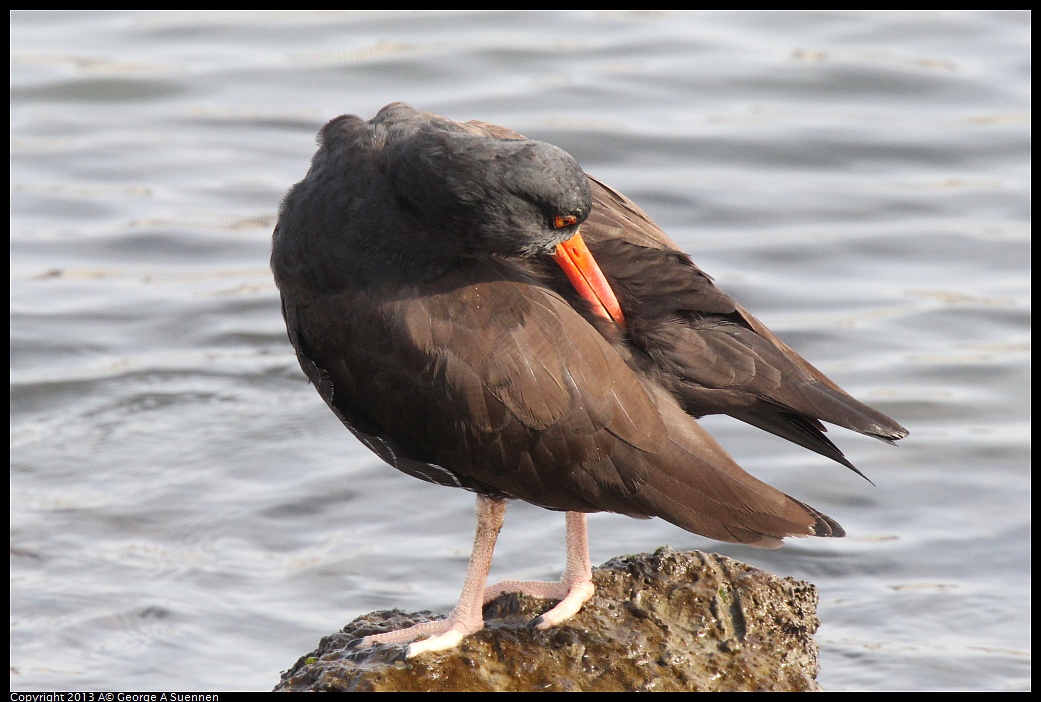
[[617, 388, 845, 547]]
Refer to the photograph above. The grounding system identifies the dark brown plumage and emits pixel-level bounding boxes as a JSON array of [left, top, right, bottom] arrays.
[[271, 103, 907, 656]]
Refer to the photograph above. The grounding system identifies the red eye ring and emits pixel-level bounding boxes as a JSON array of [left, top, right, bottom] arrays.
[[554, 214, 579, 229]]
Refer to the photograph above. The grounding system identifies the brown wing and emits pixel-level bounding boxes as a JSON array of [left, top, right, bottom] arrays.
[[580, 176, 908, 473], [455, 121, 906, 470], [279, 255, 840, 545]]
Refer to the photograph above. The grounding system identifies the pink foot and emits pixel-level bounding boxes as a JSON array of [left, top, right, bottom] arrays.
[[352, 505, 596, 657], [483, 511, 595, 629], [355, 495, 505, 658], [358, 612, 485, 657]]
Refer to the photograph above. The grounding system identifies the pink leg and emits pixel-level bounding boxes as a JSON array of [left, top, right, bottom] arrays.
[[358, 495, 506, 657], [483, 511, 595, 629]]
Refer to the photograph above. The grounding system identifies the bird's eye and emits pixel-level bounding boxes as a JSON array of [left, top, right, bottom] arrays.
[[554, 214, 579, 230]]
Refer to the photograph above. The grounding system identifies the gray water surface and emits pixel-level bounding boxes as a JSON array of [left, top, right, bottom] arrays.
[[10, 10, 1030, 692]]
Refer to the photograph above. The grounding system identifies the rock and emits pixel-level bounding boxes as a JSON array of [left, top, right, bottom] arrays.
[[274, 547, 823, 692]]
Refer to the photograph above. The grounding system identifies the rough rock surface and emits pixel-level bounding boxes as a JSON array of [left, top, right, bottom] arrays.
[[275, 547, 823, 692]]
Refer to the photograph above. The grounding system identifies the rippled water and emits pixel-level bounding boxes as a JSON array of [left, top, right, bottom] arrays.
[[10, 10, 1030, 692]]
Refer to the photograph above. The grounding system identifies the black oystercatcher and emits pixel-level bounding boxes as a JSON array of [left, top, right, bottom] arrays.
[[271, 103, 907, 657]]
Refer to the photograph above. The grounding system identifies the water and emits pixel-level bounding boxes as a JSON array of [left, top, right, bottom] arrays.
[[10, 10, 1030, 692]]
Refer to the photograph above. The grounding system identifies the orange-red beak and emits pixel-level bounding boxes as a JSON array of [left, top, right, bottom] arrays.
[[553, 231, 626, 328]]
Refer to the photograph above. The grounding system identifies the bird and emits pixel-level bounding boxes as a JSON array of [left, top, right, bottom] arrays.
[[270, 102, 907, 658]]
